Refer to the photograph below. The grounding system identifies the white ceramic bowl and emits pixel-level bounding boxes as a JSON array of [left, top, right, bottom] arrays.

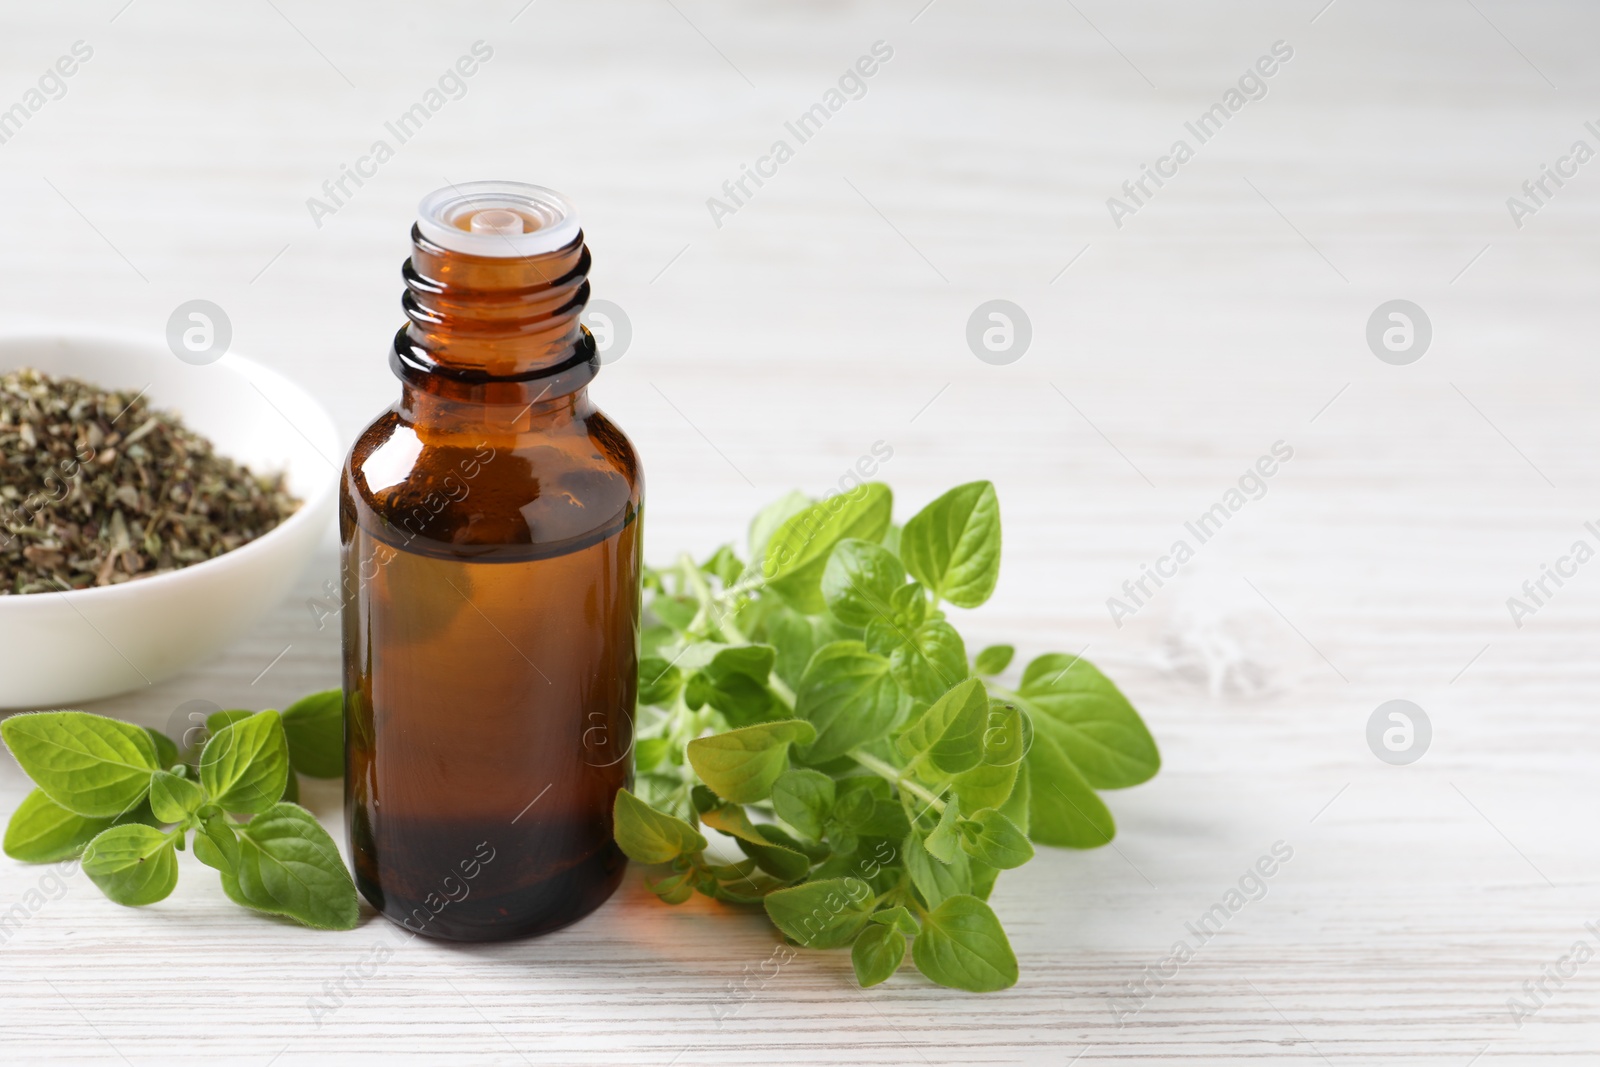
[[0, 331, 339, 709]]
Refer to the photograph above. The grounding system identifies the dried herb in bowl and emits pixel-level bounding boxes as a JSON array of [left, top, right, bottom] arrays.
[[0, 368, 300, 595]]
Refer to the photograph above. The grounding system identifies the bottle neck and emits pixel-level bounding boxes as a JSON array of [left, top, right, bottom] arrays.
[[397, 376, 594, 436], [390, 224, 598, 433]]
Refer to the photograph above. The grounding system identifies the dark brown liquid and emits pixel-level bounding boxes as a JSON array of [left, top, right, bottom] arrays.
[[342, 402, 640, 941]]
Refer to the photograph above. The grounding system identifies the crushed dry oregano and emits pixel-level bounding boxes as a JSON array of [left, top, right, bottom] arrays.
[[0, 368, 300, 595]]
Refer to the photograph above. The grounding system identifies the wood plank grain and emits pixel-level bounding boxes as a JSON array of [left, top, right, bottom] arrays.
[[3, 0, 1599, 1062]]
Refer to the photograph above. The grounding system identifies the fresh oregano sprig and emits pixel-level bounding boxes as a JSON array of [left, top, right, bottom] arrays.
[[617, 480, 1161, 992], [1, 690, 355, 929]]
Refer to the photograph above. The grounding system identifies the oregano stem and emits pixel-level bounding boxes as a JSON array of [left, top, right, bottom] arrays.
[[766, 671, 796, 708], [848, 748, 945, 814], [678, 553, 716, 634], [720, 571, 767, 600], [680, 552, 799, 707]]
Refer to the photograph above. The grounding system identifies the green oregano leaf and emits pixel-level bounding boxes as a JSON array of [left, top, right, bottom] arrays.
[[896, 677, 988, 778], [81, 823, 179, 906], [205, 709, 254, 737], [974, 644, 1014, 675], [3, 788, 117, 863], [280, 689, 344, 779], [904, 828, 971, 910], [862, 583, 930, 655], [221, 802, 358, 930], [1025, 732, 1116, 848], [714, 874, 791, 905], [1013, 653, 1160, 788], [633, 736, 672, 772], [957, 809, 1035, 869], [684, 671, 713, 711], [852, 922, 907, 987], [1000, 759, 1030, 836], [952, 760, 1019, 815], [652, 595, 698, 633], [970, 859, 1001, 902], [763, 484, 893, 613], [858, 797, 912, 840], [1, 711, 160, 818], [705, 644, 777, 685], [699, 802, 768, 845], [647, 870, 696, 905], [980, 698, 1030, 768], [144, 728, 180, 771], [870, 905, 920, 937], [764, 606, 818, 690], [924, 798, 963, 864], [638, 657, 684, 705], [764, 877, 876, 949], [833, 778, 882, 828], [911, 894, 1018, 992], [771, 768, 836, 840], [613, 788, 707, 864], [706, 858, 760, 882], [888, 619, 969, 705], [193, 813, 240, 876], [821, 538, 906, 628], [691, 785, 721, 814], [199, 710, 290, 815], [794, 641, 900, 763], [148, 770, 204, 824], [748, 489, 812, 563], [900, 481, 1001, 609], [736, 827, 813, 882], [687, 719, 816, 804], [701, 543, 744, 586]]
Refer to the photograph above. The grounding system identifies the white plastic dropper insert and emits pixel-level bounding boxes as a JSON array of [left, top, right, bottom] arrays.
[[415, 181, 581, 258]]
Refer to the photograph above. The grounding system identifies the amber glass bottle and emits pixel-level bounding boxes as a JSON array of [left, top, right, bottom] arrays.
[[340, 182, 641, 941]]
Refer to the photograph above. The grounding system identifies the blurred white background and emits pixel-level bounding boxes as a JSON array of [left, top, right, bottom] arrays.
[[3, 1, 1599, 1063]]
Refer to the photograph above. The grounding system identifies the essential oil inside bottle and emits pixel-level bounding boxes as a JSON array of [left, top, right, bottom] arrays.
[[341, 182, 641, 941]]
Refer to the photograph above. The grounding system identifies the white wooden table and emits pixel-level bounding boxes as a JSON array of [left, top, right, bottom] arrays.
[[3, 0, 1598, 1062]]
